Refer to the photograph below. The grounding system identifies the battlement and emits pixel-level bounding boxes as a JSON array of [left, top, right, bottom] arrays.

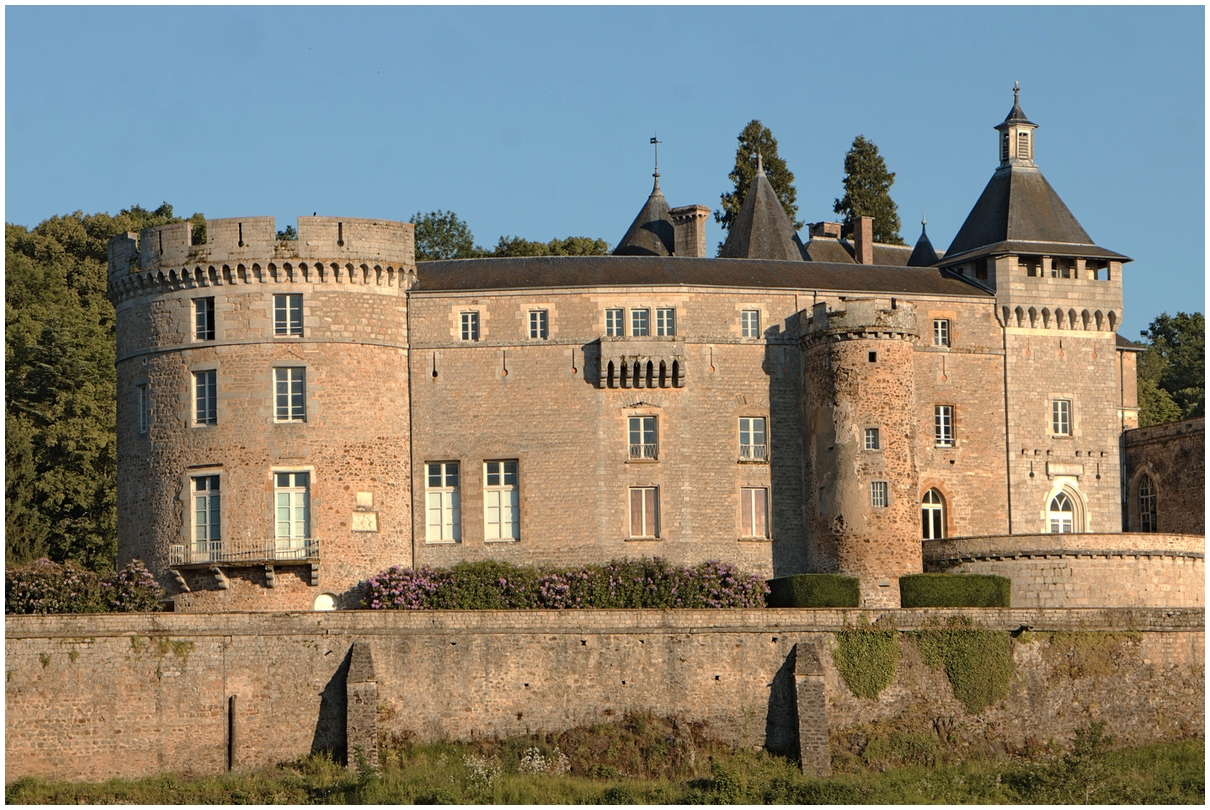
[[802, 297, 918, 342]]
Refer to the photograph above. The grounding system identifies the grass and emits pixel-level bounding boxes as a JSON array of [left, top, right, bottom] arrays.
[[5, 715, 1204, 805]]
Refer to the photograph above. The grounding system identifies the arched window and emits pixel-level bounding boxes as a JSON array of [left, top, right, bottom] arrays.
[[1139, 475, 1157, 533], [921, 489, 945, 540], [1048, 492, 1075, 533]]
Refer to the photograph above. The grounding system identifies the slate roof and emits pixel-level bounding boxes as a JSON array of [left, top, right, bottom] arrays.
[[719, 169, 802, 261], [907, 224, 940, 267], [412, 255, 990, 298], [613, 177, 674, 257], [801, 237, 923, 267], [1116, 334, 1145, 352]]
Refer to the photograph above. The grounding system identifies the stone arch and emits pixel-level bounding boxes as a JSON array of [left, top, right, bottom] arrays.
[[1028, 306, 1038, 328], [607, 361, 616, 388], [619, 361, 629, 388], [672, 359, 681, 387], [1015, 306, 1026, 327], [360, 263, 370, 284], [645, 360, 655, 388], [1094, 310, 1104, 331], [1081, 309, 1091, 330], [1002, 306, 1011, 326], [1108, 311, 1118, 332], [1126, 463, 1160, 533], [659, 360, 668, 388], [1040, 307, 1051, 329], [1068, 308, 1078, 330], [920, 486, 948, 540], [1054, 307, 1066, 329], [1043, 481, 1087, 534]]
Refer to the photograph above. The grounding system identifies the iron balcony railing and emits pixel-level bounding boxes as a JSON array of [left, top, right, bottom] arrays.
[[739, 444, 768, 461], [168, 537, 319, 566], [628, 443, 659, 460]]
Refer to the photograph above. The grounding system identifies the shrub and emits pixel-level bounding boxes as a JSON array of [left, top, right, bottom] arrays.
[[899, 573, 1011, 608], [5, 558, 163, 614], [766, 574, 860, 607]]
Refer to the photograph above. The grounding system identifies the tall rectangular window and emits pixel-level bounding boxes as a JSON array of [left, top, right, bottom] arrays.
[[138, 384, 151, 434], [932, 319, 950, 347], [274, 294, 303, 337], [484, 460, 519, 541], [864, 427, 880, 450], [605, 308, 624, 337], [274, 471, 310, 554], [194, 297, 215, 341], [460, 311, 480, 342], [631, 308, 650, 336], [193, 474, 221, 561], [870, 481, 888, 508], [194, 370, 217, 425], [425, 462, 461, 542], [1052, 399, 1072, 435], [628, 416, 658, 460], [529, 310, 548, 339], [656, 307, 676, 336], [741, 487, 768, 538], [629, 487, 659, 538], [741, 310, 761, 338], [934, 405, 953, 447], [739, 417, 767, 461], [274, 367, 306, 422]]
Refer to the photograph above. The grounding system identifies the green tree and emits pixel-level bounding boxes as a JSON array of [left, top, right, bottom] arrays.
[[716, 120, 801, 233], [490, 235, 610, 258], [275, 225, 297, 241], [409, 210, 484, 261], [833, 135, 905, 244], [1137, 312, 1204, 423]]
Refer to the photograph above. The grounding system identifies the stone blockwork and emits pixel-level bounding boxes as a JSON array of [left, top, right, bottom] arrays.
[[6, 609, 1203, 784], [1124, 417, 1205, 535]]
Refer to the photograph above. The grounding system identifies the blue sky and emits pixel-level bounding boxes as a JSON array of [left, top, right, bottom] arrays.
[[5, 5, 1204, 336]]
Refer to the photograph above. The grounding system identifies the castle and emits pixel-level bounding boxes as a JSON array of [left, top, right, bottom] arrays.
[[105, 90, 1197, 612]]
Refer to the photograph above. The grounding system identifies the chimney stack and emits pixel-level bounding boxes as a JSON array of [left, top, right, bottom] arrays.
[[669, 205, 711, 258], [853, 216, 874, 265]]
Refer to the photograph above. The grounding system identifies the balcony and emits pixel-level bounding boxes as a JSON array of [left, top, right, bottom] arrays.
[[629, 443, 659, 461], [168, 537, 320, 567], [739, 444, 768, 462]]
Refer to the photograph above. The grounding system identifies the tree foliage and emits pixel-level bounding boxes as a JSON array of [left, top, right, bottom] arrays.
[[5, 203, 196, 570], [833, 135, 905, 244], [410, 210, 484, 261], [490, 235, 610, 258], [1136, 311, 1204, 425], [716, 120, 801, 233]]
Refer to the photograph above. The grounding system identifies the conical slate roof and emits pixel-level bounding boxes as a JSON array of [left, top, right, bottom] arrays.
[[906, 218, 939, 267], [613, 176, 674, 257], [719, 162, 802, 261], [1001, 91, 1034, 127]]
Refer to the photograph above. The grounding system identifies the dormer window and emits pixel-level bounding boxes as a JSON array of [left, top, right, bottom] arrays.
[[1017, 131, 1031, 160]]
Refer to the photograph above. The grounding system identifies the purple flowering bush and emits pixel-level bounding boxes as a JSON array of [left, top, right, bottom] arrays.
[[363, 557, 768, 610], [5, 558, 164, 614]]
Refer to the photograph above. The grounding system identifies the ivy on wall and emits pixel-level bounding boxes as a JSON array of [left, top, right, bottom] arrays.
[[833, 619, 900, 699], [911, 616, 1015, 714]]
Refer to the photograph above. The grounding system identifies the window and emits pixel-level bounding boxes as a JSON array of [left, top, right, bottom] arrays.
[[1139, 475, 1157, 533], [921, 489, 945, 539], [870, 481, 888, 508], [741, 488, 768, 538], [739, 417, 767, 461], [864, 427, 880, 451], [631, 308, 650, 337], [933, 319, 950, 347], [629, 487, 659, 538], [425, 462, 461, 542], [606, 308, 624, 337], [194, 370, 217, 425], [529, 310, 548, 339], [274, 367, 306, 422], [484, 460, 519, 541], [1017, 131, 1030, 160], [1048, 492, 1074, 533], [868, 351, 877, 363], [138, 384, 150, 434], [934, 405, 953, 447], [628, 416, 658, 460], [741, 310, 761, 338], [656, 308, 676, 336], [274, 294, 303, 337], [193, 474, 221, 561], [194, 297, 215, 341], [274, 471, 310, 554], [1052, 399, 1072, 436], [460, 311, 480, 342]]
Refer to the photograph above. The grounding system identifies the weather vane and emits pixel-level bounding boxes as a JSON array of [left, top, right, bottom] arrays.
[[650, 133, 661, 178]]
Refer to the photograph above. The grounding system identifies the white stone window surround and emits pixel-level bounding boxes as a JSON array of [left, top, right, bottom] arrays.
[[1051, 398, 1074, 437], [425, 461, 461, 543], [933, 404, 954, 447], [630, 307, 650, 337], [921, 488, 945, 539], [460, 311, 480, 342], [741, 309, 761, 338], [483, 459, 520, 542], [605, 308, 624, 337], [191, 366, 218, 427], [655, 307, 676, 337], [193, 296, 216, 342], [863, 426, 881, 451], [273, 366, 307, 423], [1041, 478, 1088, 534], [870, 480, 889, 508], [932, 318, 950, 347], [528, 309, 549, 340]]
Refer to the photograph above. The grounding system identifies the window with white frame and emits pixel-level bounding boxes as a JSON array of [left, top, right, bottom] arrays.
[[628, 416, 658, 460], [656, 307, 676, 336], [194, 370, 217, 425], [274, 471, 310, 554], [739, 417, 767, 461], [1048, 491, 1074, 533], [193, 474, 221, 561], [934, 405, 954, 447], [605, 308, 624, 337], [629, 487, 659, 538], [870, 481, 889, 508], [741, 310, 761, 338], [864, 427, 880, 451], [484, 460, 519, 541], [425, 462, 461, 542], [274, 293, 303, 337], [529, 310, 548, 339], [932, 319, 950, 347], [194, 297, 215, 341], [138, 384, 150, 434], [741, 487, 768, 538], [631, 308, 650, 336], [1052, 399, 1072, 435], [1139, 475, 1157, 532], [274, 367, 306, 422], [921, 488, 945, 539], [460, 311, 480, 342]]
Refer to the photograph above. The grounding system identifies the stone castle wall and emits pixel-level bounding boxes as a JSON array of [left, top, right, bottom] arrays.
[[1124, 417, 1205, 535]]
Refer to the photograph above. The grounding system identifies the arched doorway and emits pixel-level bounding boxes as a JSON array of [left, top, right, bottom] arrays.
[[1048, 492, 1076, 533], [921, 489, 945, 539]]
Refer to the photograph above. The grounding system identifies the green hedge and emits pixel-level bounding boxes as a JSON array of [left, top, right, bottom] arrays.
[[766, 574, 860, 608], [899, 573, 1011, 608]]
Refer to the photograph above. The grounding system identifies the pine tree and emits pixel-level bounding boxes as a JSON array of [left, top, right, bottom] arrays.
[[833, 135, 905, 245], [716, 120, 801, 232]]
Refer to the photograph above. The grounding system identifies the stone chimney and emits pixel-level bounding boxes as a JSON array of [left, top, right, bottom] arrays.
[[808, 221, 842, 239], [852, 216, 874, 265], [669, 205, 711, 258]]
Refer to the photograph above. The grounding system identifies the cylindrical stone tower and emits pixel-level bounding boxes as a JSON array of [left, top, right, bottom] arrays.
[[107, 216, 416, 611], [802, 298, 922, 607]]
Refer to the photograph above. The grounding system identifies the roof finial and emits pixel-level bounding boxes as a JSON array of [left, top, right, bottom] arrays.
[[921, 213, 927, 234], [650, 133, 661, 179], [756, 151, 764, 176], [1013, 81, 1019, 103]]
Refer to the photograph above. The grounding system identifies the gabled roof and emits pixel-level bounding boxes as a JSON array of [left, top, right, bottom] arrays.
[[719, 166, 802, 261], [613, 177, 674, 257]]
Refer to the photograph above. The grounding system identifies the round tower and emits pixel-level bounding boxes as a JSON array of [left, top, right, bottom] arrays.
[[801, 298, 922, 607], [106, 216, 416, 611]]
